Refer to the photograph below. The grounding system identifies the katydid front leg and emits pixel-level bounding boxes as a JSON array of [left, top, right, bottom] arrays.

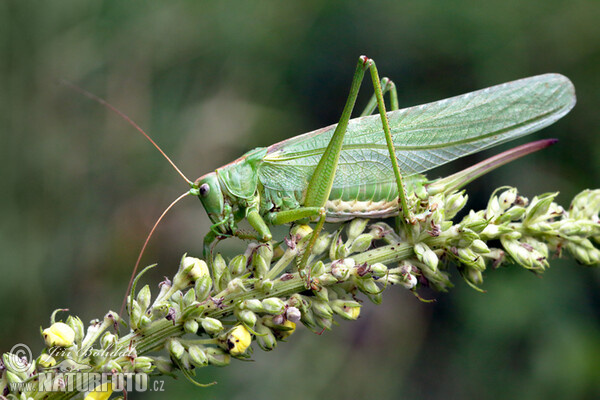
[[298, 55, 413, 285]]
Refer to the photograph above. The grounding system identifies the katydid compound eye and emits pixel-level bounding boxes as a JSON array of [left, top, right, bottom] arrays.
[[199, 183, 210, 197]]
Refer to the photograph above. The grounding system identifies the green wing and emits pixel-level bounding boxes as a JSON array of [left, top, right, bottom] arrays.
[[258, 74, 576, 198]]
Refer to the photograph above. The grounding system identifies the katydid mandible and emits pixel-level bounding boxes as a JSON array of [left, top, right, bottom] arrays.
[[68, 55, 576, 290]]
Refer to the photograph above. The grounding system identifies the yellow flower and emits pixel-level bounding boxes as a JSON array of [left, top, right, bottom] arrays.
[[347, 306, 360, 320], [276, 320, 296, 340], [37, 354, 56, 368], [226, 325, 252, 356], [84, 382, 112, 400], [42, 322, 75, 347]]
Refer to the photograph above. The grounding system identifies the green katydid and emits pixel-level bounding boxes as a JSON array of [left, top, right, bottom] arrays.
[[192, 57, 575, 269], [66, 55, 576, 296]]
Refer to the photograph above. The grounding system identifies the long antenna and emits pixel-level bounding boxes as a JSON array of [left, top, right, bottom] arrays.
[[119, 191, 191, 322], [60, 79, 193, 186]]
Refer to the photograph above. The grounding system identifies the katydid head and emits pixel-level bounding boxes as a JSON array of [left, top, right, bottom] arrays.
[[195, 172, 228, 234]]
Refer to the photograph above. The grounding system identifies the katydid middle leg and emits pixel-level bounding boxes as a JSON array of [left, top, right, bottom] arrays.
[[297, 55, 412, 284]]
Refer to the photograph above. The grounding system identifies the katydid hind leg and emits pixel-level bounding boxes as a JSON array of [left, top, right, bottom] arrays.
[[360, 77, 397, 116], [298, 56, 371, 280], [364, 58, 412, 225]]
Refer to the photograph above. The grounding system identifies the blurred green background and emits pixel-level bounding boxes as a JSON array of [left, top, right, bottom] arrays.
[[1, 1, 599, 399]]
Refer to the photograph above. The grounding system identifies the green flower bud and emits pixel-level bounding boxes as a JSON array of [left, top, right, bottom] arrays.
[[129, 300, 142, 329], [471, 239, 490, 254], [310, 260, 326, 277], [257, 243, 274, 264], [312, 300, 333, 318], [224, 325, 252, 356], [173, 256, 209, 290], [218, 267, 233, 290], [100, 332, 117, 349], [349, 233, 373, 253], [237, 309, 257, 327], [182, 288, 196, 307], [169, 290, 184, 304], [195, 275, 212, 302], [136, 285, 152, 312], [457, 227, 479, 247], [420, 266, 452, 292], [497, 206, 527, 223], [66, 315, 85, 344], [314, 286, 329, 302], [255, 323, 277, 351], [184, 319, 199, 334], [457, 248, 486, 271], [504, 230, 522, 240], [570, 189, 600, 219], [368, 223, 390, 240], [465, 267, 484, 286], [225, 277, 247, 294], [484, 248, 506, 267], [331, 300, 361, 320], [312, 233, 332, 256], [139, 315, 152, 328], [205, 347, 231, 367], [347, 219, 368, 241], [521, 237, 549, 259], [317, 274, 339, 286], [334, 240, 349, 260], [188, 345, 209, 368], [256, 278, 275, 292], [102, 360, 122, 373], [252, 254, 270, 279], [498, 188, 518, 211], [414, 243, 438, 271], [566, 239, 600, 265], [369, 263, 388, 277], [201, 317, 224, 334], [315, 315, 333, 331], [501, 237, 548, 270], [179, 353, 192, 370], [5, 370, 22, 384], [486, 196, 502, 220], [262, 298, 286, 315], [300, 307, 317, 329], [524, 192, 558, 225], [212, 254, 228, 292], [461, 211, 489, 233], [399, 271, 418, 290], [480, 223, 514, 239], [42, 322, 75, 348], [445, 191, 468, 219], [355, 277, 381, 295], [331, 260, 350, 281], [152, 303, 170, 319], [133, 356, 154, 373], [228, 254, 247, 276], [167, 338, 185, 360], [153, 356, 174, 375], [183, 303, 205, 321], [241, 299, 264, 313]]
